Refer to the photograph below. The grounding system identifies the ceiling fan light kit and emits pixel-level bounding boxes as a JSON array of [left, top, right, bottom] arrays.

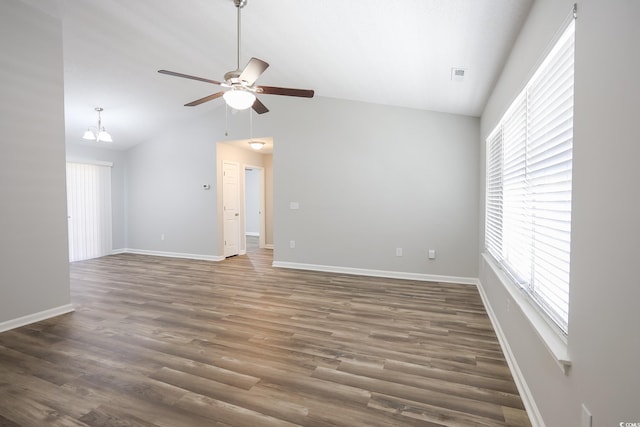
[[158, 0, 314, 114], [223, 88, 256, 110], [82, 107, 113, 142]]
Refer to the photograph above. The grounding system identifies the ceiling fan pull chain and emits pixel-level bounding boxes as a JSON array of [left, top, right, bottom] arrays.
[[225, 103, 229, 136]]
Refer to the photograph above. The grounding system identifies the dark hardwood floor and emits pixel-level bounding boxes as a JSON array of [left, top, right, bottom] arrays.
[[0, 242, 531, 426]]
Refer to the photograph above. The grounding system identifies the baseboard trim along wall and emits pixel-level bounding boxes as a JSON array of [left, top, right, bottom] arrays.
[[0, 304, 75, 333], [272, 261, 479, 285], [476, 280, 544, 427], [116, 248, 224, 262]]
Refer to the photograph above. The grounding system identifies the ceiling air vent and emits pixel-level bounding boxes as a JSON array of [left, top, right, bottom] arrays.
[[451, 67, 466, 82]]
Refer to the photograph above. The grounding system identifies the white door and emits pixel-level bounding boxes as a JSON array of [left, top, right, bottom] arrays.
[[223, 161, 240, 257]]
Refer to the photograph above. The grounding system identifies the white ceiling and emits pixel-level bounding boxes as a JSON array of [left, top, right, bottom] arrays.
[[33, 0, 533, 150]]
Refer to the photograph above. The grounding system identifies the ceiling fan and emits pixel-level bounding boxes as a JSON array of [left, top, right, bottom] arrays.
[[158, 0, 314, 114]]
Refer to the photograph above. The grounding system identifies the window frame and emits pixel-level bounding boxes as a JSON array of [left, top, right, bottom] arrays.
[[484, 18, 575, 336]]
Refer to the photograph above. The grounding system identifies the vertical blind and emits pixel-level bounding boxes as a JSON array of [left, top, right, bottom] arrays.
[[485, 19, 575, 333], [66, 162, 112, 262]]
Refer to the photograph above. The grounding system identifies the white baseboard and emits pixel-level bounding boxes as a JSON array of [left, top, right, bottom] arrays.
[[111, 248, 127, 255], [245, 232, 259, 237], [117, 248, 224, 262], [476, 279, 544, 427], [0, 304, 75, 333], [271, 261, 478, 285]]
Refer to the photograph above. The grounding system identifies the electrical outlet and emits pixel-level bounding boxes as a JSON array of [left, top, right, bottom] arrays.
[[428, 249, 436, 259], [289, 240, 296, 249], [161, 234, 165, 241], [396, 248, 403, 257]]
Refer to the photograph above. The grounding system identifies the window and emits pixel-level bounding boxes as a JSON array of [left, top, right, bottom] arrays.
[[485, 20, 575, 333]]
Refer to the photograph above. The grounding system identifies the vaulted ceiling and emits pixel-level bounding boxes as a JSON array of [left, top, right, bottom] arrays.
[[29, 0, 533, 150]]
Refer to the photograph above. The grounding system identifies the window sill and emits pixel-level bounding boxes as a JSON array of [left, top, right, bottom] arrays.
[[482, 253, 571, 375]]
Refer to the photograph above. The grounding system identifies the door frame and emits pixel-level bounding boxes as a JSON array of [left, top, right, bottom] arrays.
[[215, 139, 274, 259], [222, 160, 241, 257]]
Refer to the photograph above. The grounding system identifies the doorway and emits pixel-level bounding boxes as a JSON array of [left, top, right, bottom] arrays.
[[217, 138, 273, 258], [244, 166, 265, 253]]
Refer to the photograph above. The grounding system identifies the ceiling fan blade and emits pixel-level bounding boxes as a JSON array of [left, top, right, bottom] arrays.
[[239, 58, 269, 86], [252, 98, 269, 115], [258, 85, 315, 98], [158, 70, 222, 86], [184, 92, 225, 107]]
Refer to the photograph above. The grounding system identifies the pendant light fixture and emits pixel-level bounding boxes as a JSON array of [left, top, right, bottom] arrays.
[[249, 140, 265, 150], [82, 107, 113, 142], [247, 108, 265, 150]]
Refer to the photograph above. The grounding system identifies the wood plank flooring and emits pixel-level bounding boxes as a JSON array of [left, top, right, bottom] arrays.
[[0, 243, 531, 426]]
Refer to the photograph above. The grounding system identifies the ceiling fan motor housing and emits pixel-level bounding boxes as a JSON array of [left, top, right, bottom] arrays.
[[224, 70, 242, 83]]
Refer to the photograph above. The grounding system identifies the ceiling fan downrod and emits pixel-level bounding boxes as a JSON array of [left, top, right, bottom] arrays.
[[234, 0, 247, 71]]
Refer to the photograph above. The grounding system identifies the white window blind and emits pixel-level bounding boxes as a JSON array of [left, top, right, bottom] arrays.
[[485, 128, 503, 260], [485, 19, 575, 333], [66, 162, 113, 262]]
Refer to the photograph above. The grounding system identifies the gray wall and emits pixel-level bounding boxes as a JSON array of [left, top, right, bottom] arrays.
[[126, 111, 219, 257], [0, 0, 71, 325], [124, 109, 277, 259], [264, 96, 480, 279], [126, 96, 479, 280], [479, 0, 640, 424], [65, 143, 127, 250]]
